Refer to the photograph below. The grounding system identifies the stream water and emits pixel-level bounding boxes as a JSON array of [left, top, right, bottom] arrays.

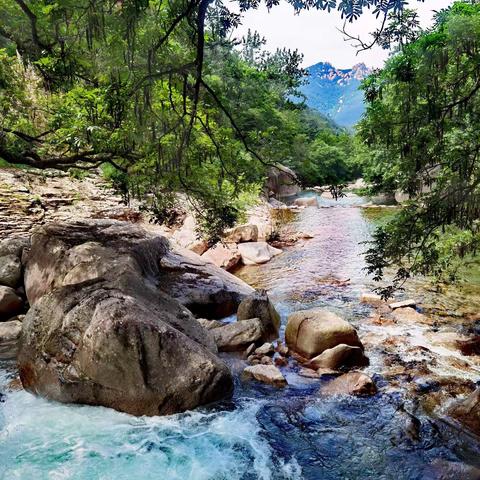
[[1, 192, 479, 479]]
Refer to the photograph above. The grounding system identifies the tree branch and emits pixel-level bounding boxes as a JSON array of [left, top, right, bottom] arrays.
[[13, 0, 51, 51]]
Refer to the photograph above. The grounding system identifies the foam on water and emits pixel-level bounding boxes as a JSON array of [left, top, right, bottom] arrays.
[[0, 373, 301, 480]]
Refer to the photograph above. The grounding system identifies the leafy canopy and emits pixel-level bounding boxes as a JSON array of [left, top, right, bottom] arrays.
[[358, 1, 480, 294]]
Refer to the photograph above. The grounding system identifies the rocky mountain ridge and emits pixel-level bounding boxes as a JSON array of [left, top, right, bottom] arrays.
[[300, 61, 372, 128]]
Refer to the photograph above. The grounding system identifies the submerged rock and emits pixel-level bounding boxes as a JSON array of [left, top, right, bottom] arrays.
[[0, 286, 23, 320], [237, 290, 280, 338], [237, 242, 282, 266], [306, 344, 369, 370], [285, 308, 362, 359], [19, 220, 235, 416], [243, 364, 287, 387], [294, 197, 318, 208], [321, 372, 377, 397], [425, 459, 480, 480], [447, 388, 480, 436], [212, 318, 264, 352]]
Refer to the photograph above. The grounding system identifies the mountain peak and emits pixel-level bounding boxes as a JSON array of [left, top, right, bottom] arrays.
[[300, 61, 371, 128]]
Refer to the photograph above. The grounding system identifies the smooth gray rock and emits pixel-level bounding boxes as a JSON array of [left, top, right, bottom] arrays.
[[0, 320, 22, 359], [212, 318, 264, 352], [237, 290, 280, 339], [19, 220, 234, 416], [23, 220, 253, 318], [0, 254, 22, 288], [0, 237, 30, 258]]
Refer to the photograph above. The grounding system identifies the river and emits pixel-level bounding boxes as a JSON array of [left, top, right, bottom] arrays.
[[1, 192, 479, 479]]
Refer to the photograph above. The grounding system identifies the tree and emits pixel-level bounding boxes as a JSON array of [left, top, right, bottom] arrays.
[[358, 1, 480, 294], [0, 0, 428, 236]]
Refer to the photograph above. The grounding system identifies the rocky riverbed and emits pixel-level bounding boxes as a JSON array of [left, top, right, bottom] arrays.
[[1, 174, 480, 479]]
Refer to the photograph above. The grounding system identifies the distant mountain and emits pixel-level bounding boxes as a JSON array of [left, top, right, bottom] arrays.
[[299, 62, 372, 129]]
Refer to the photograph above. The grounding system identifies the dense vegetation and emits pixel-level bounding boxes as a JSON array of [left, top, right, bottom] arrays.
[[358, 1, 480, 292], [0, 0, 423, 240], [5, 0, 473, 288]]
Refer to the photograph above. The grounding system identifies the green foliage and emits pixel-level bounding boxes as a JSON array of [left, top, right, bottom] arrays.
[[359, 1, 480, 293], [0, 0, 411, 241], [292, 129, 360, 187]]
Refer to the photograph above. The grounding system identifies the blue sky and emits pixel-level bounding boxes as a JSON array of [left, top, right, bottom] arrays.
[[234, 0, 454, 68]]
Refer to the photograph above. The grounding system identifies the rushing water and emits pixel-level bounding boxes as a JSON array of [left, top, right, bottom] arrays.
[[1, 192, 480, 479]]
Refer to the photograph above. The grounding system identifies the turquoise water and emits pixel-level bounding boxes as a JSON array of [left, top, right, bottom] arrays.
[[1, 193, 480, 479], [0, 365, 301, 480]]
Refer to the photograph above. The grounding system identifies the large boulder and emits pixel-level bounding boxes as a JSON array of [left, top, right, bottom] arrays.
[[0, 286, 23, 320], [0, 319, 22, 359], [447, 388, 480, 436], [201, 243, 241, 271], [24, 221, 253, 319], [158, 247, 253, 318], [238, 242, 282, 266], [0, 254, 22, 288], [237, 290, 280, 338], [19, 220, 236, 416], [285, 308, 362, 359], [306, 344, 368, 371], [266, 165, 300, 198], [212, 318, 264, 352], [0, 228, 28, 292], [223, 224, 258, 243], [321, 372, 377, 396]]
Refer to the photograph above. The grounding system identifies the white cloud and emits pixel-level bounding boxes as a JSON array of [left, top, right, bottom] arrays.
[[233, 0, 454, 68]]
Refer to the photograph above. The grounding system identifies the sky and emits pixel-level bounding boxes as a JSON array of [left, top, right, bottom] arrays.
[[233, 0, 454, 69]]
